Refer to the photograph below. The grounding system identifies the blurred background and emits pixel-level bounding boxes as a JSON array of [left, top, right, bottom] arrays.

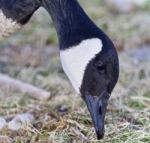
[[0, 0, 150, 142]]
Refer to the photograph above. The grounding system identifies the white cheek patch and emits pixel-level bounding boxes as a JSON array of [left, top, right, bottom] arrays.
[[60, 38, 103, 93], [0, 10, 21, 41]]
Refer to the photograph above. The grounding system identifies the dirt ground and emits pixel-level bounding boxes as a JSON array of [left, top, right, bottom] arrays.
[[0, 1, 150, 142]]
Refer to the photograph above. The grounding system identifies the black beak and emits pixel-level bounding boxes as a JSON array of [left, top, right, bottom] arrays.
[[84, 92, 109, 139]]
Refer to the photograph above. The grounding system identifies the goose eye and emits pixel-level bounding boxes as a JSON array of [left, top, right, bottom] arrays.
[[95, 61, 105, 73]]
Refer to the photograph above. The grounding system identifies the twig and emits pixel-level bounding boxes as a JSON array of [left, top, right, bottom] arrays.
[[0, 73, 50, 101]]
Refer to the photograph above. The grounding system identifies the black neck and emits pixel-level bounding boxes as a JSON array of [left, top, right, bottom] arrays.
[[41, 0, 104, 49]]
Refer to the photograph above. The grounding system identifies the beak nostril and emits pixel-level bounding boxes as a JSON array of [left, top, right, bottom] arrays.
[[99, 106, 102, 115]]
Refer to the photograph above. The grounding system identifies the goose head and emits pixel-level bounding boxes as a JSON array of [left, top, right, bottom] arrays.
[[60, 38, 119, 139], [80, 41, 119, 139]]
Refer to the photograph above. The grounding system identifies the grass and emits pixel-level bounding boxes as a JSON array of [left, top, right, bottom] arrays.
[[0, 0, 150, 142]]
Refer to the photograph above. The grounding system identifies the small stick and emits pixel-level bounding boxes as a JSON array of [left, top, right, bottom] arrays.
[[0, 74, 50, 101]]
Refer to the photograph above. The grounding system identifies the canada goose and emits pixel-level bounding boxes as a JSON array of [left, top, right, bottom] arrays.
[[0, 0, 119, 139], [40, 0, 119, 139]]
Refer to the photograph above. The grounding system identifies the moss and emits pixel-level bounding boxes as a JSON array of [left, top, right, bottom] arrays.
[[143, 91, 150, 98], [128, 101, 146, 110]]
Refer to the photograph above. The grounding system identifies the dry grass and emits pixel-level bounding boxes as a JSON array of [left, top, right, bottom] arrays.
[[0, 0, 150, 142]]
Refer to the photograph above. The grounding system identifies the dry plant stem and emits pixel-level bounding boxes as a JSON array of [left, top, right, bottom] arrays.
[[0, 74, 50, 101], [0, 135, 12, 143]]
